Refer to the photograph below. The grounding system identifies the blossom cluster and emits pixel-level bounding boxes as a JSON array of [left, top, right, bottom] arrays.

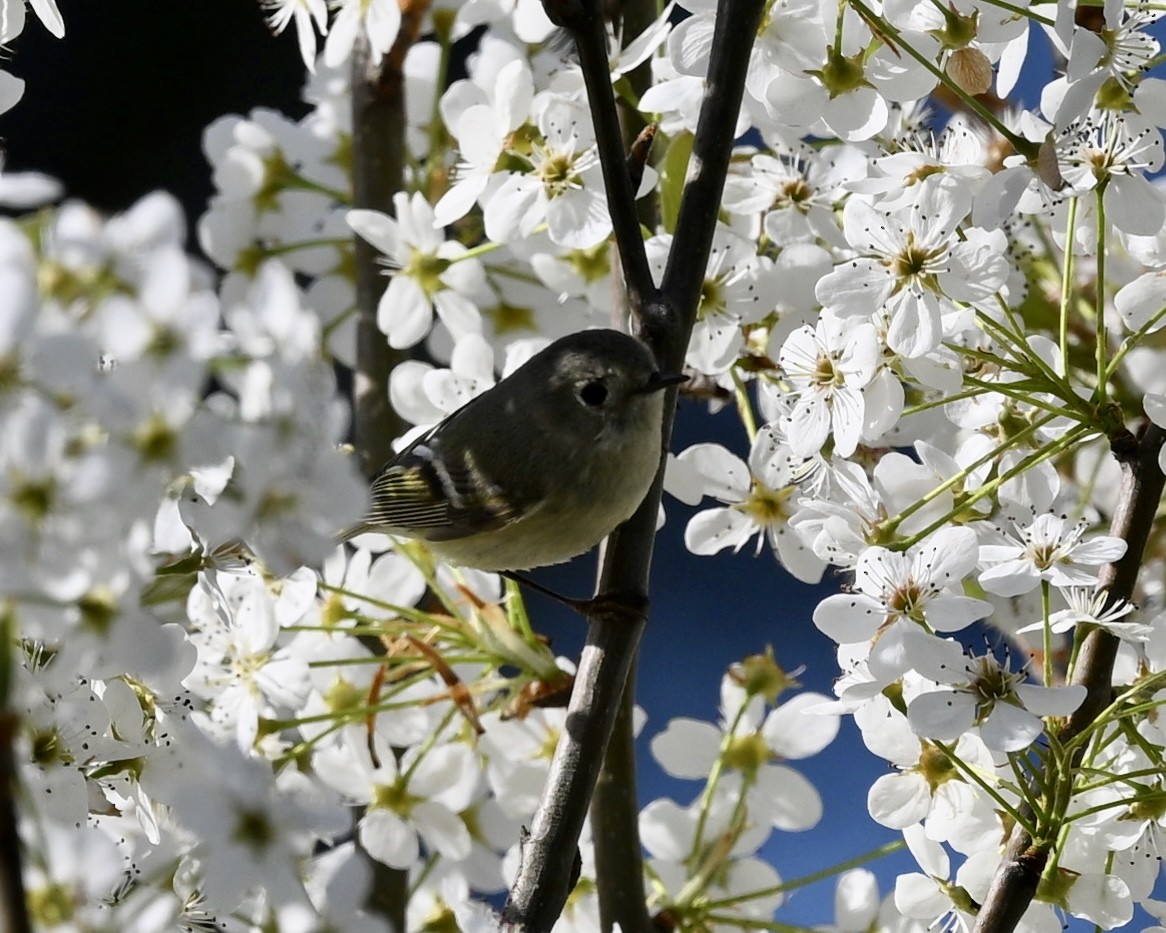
[[3, 0, 1166, 930]]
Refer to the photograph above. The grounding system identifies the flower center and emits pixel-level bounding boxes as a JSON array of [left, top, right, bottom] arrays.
[[737, 484, 793, 527]]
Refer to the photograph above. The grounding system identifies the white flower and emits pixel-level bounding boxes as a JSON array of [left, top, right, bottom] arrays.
[[648, 225, 784, 375], [1115, 270, 1166, 335], [482, 97, 611, 250], [907, 640, 1086, 751], [1145, 393, 1166, 475], [721, 144, 866, 247], [893, 825, 995, 933], [21, 825, 129, 931], [263, 0, 328, 72], [184, 567, 315, 748], [978, 512, 1127, 597], [859, 696, 1000, 846], [1054, 111, 1166, 237], [670, 425, 825, 583], [323, 0, 401, 68], [27, 0, 66, 38], [813, 527, 990, 646], [314, 728, 481, 869], [824, 868, 881, 933], [169, 733, 337, 914], [434, 59, 535, 227], [1045, 1, 1162, 124], [1016, 586, 1147, 641], [348, 193, 487, 349], [817, 176, 1008, 359], [649, 680, 839, 833], [778, 316, 879, 458]]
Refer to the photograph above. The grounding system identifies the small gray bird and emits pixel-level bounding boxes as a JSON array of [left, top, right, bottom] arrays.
[[342, 329, 685, 572]]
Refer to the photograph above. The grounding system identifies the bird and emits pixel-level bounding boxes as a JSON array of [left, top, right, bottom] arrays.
[[340, 328, 685, 572]]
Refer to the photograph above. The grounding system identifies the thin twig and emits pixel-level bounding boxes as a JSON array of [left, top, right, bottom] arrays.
[[972, 423, 1166, 933], [503, 0, 765, 929]]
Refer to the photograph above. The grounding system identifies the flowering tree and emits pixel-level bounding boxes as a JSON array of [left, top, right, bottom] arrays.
[[2, 0, 1166, 931]]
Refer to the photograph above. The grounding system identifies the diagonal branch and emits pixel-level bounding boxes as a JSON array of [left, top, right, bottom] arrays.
[[503, 1, 764, 930], [972, 423, 1166, 933]]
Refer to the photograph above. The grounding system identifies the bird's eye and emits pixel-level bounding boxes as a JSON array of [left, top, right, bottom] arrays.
[[579, 380, 608, 407]]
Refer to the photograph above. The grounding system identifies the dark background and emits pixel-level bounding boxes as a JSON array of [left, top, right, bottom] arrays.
[[3, 3, 1152, 929]]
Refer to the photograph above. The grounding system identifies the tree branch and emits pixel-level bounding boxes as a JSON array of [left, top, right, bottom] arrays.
[[503, 600, 648, 932], [591, 655, 649, 933], [503, 1, 764, 929], [351, 13, 426, 927], [351, 32, 411, 476], [0, 711, 29, 933], [590, 4, 661, 930], [972, 423, 1166, 933]]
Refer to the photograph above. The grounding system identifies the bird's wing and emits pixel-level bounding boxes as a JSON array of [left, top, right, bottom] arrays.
[[365, 434, 523, 541]]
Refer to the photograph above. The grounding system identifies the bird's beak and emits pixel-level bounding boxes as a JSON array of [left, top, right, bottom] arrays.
[[638, 370, 689, 394]]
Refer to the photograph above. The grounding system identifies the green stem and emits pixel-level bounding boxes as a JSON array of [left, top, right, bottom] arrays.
[[901, 385, 989, 417], [424, 33, 453, 182], [899, 423, 1090, 547], [978, 0, 1055, 24], [1106, 304, 1166, 378], [933, 741, 1034, 832], [961, 375, 1089, 422], [976, 308, 1083, 411], [287, 172, 351, 204], [400, 705, 459, 784], [701, 916, 812, 932], [1076, 765, 1166, 793], [1094, 183, 1109, 405], [318, 581, 465, 629], [1063, 669, 1166, 756], [703, 839, 906, 908], [1041, 580, 1053, 689], [262, 236, 349, 256], [846, 0, 1037, 156], [880, 414, 1056, 538], [1059, 196, 1079, 367], [454, 236, 509, 262], [687, 700, 752, 867], [1005, 751, 1049, 819], [1064, 621, 1088, 684], [731, 367, 759, 442]]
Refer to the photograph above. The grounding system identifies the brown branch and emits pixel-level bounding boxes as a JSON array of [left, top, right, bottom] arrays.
[[591, 655, 649, 933], [350, 10, 427, 925], [0, 711, 29, 933], [973, 423, 1166, 933], [589, 2, 661, 928], [351, 27, 413, 476], [503, 600, 649, 932], [503, 0, 765, 929]]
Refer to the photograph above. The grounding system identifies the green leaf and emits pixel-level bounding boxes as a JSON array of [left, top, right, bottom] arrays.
[[659, 130, 693, 235]]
